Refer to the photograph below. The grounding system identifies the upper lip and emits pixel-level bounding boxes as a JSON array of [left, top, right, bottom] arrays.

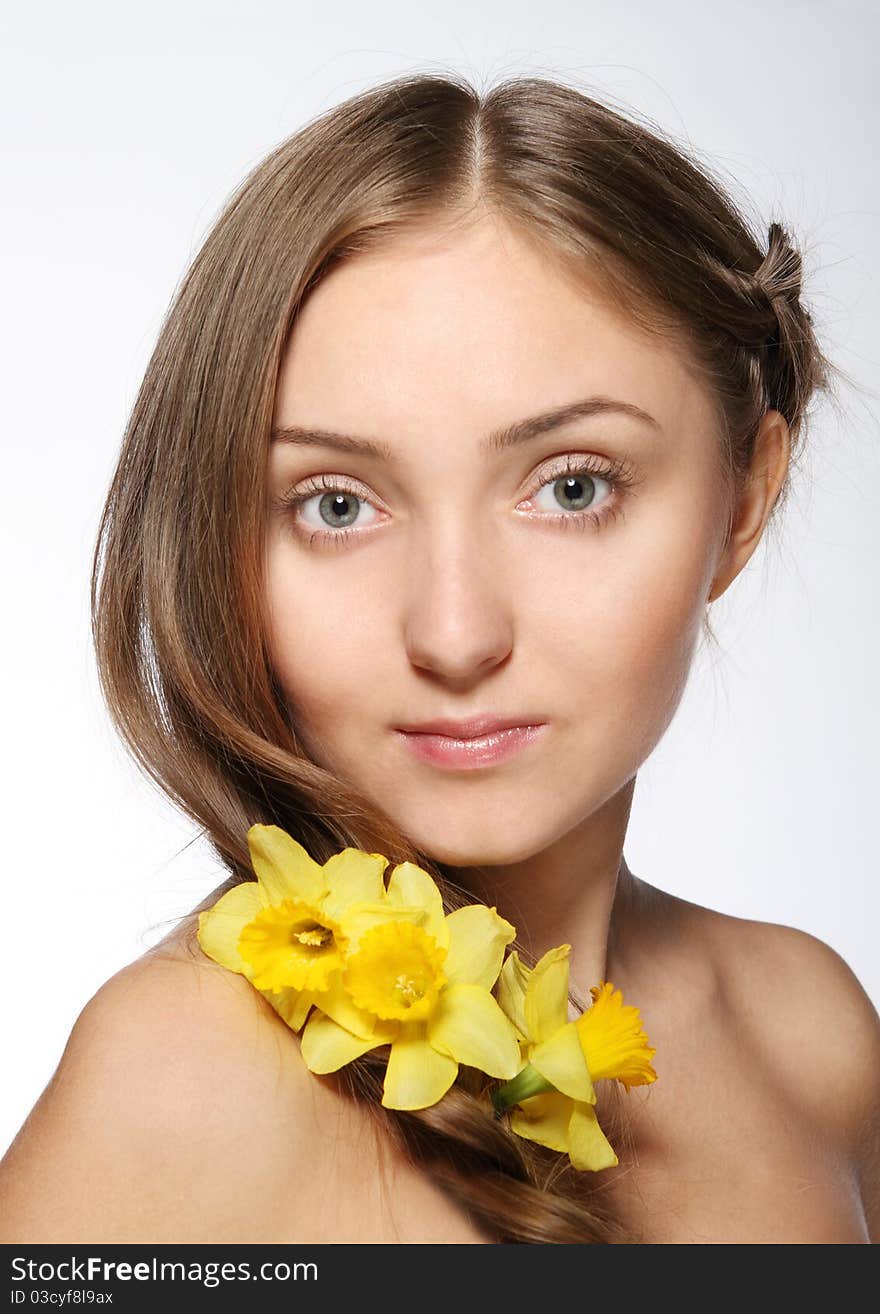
[[395, 714, 546, 739]]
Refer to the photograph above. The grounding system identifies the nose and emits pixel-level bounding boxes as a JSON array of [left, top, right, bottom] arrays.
[[401, 521, 514, 686]]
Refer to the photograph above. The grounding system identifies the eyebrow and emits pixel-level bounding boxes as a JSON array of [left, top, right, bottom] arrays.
[[269, 396, 661, 459]]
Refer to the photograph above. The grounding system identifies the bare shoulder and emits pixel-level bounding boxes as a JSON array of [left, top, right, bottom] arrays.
[[0, 934, 326, 1242], [713, 913, 880, 1103], [693, 900, 880, 1232], [648, 889, 879, 1096]]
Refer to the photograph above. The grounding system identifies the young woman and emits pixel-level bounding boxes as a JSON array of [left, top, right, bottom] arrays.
[[1, 71, 877, 1245]]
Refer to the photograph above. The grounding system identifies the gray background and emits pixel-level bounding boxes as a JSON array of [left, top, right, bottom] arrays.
[[2, 0, 877, 1154]]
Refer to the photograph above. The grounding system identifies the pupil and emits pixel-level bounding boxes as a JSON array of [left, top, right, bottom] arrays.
[[556, 475, 595, 511], [319, 491, 359, 528]]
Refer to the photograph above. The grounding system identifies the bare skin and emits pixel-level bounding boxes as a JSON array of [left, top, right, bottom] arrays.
[[0, 901, 874, 1244], [1, 209, 877, 1243]]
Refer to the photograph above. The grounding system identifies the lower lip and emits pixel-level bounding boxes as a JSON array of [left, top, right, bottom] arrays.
[[395, 724, 546, 770]]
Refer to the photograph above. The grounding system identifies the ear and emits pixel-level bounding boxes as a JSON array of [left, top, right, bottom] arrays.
[[707, 409, 791, 604]]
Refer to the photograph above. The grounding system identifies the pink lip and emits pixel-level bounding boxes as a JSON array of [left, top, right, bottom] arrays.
[[395, 722, 547, 770], [396, 714, 544, 738]]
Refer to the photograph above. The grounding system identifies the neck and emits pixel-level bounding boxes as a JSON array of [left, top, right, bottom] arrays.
[[445, 774, 642, 1012]]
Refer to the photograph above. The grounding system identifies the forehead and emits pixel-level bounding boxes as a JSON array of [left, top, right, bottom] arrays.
[[274, 215, 716, 448]]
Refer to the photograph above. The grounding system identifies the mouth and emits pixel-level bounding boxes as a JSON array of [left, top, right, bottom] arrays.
[[394, 722, 547, 771], [395, 713, 546, 739]]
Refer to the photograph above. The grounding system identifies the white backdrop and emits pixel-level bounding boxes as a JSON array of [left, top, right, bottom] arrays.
[[2, 0, 878, 1156]]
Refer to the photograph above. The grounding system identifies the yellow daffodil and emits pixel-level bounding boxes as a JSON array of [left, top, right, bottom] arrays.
[[492, 945, 657, 1170], [299, 860, 522, 1111], [197, 824, 424, 1032]]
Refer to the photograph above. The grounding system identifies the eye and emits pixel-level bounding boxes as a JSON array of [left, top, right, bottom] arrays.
[[530, 469, 611, 515], [520, 454, 635, 530], [277, 474, 382, 546]]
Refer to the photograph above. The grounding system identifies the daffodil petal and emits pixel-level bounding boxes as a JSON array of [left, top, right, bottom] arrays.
[[318, 974, 399, 1043], [525, 944, 571, 1044], [319, 849, 389, 923], [339, 900, 428, 951], [509, 1090, 573, 1153], [264, 987, 316, 1033], [300, 1009, 385, 1073], [442, 905, 517, 989], [382, 1027, 458, 1110], [386, 862, 449, 947], [247, 824, 327, 908], [567, 1099, 619, 1171], [530, 1020, 596, 1104], [495, 950, 530, 1042], [197, 881, 267, 973], [427, 982, 521, 1078]]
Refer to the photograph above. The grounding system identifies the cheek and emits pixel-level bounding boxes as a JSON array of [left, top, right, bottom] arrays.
[[263, 543, 389, 750], [608, 577, 702, 757], [533, 478, 718, 732], [570, 492, 719, 752]]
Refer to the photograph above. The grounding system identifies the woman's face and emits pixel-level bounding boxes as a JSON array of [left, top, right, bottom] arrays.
[[265, 214, 729, 867]]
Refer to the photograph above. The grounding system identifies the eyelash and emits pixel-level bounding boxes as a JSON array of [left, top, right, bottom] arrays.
[[272, 453, 638, 549]]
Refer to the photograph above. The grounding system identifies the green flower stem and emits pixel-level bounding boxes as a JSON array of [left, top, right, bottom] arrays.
[[492, 1062, 556, 1116]]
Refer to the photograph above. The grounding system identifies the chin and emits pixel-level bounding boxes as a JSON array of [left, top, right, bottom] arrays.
[[402, 814, 555, 870]]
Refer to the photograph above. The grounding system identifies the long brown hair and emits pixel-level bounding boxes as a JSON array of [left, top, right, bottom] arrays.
[[90, 70, 837, 1243]]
